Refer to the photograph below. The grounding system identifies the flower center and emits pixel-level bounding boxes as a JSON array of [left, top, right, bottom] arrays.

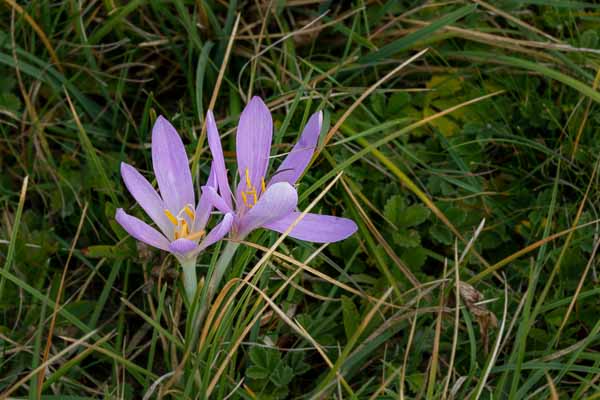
[[241, 168, 266, 209], [164, 205, 205, 240]]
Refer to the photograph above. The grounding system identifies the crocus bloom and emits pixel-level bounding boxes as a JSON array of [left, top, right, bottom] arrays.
[[204, 96, 357, 242], [115, 116, 233, 263]]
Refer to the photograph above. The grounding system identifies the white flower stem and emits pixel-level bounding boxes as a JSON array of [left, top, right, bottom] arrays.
[[180, 258, 198, 305], [194, 240, 240, 331], [206, 241, 239, 304]]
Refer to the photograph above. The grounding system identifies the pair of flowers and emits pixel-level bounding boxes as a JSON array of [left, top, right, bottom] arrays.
[[116, 97, 357, 266]]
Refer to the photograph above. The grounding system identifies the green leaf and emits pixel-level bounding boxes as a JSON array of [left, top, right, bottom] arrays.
[[246, 365, 270, 380], [83, 245, 127, 259], [341, 295, 360, 341], [392, 229, 421, 248], [383, 194, 406, 225], [270, 365, 294, 387], [580, 29, 598, 49], [397, 204, 430, 228], [430, 225, 453, 245], [0, 92, 21, 112], [289, 352, 310, 376], [401, 247, 428, 270], [386, 92, 411, 115], [247, 346, 280, 381]]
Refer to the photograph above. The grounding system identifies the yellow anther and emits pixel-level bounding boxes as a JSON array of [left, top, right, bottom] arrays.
[[252, 191, 257, 205], [245, 168, 252, 188], [186, 229, 206, 241], [184, 205, 195, 220], [241, 192, 248, 206], [261, 178, 266, 193], [181, 220, 189, 237], [164, 209, 178, 226], [175, 220, 189, 239]]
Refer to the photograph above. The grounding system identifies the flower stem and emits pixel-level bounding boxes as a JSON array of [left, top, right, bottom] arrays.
[[180, 258, 197, 305], [195, 241, 240, 331]]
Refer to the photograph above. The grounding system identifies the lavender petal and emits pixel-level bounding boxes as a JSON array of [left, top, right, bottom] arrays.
[[236, 182, 297, 239], [206, 110, 233, 209], [263, 212, 357, 243], [115, 208, 171, 251], [235, 96, 273, 203], [152, 116, 194, 213], [120, 162, 173, 238], [269, 111, 322, 186]]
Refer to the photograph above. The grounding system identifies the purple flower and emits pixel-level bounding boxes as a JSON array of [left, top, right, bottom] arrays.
[[204, 96, 357, 242], [115, 116, 233, 262]]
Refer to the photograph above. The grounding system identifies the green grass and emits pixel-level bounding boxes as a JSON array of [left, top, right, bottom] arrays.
[[1, 1, 600, 398]]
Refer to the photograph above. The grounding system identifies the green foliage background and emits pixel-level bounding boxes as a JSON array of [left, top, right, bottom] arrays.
[[1, 1, 600, 398]]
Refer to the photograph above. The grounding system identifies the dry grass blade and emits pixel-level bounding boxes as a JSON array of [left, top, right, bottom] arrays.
[[555, 238, 600, 343], [206, 173, 345, 396], [0, 176, 28, 298], [442, 242, 461, 399], [320, 48, 429, 149], [400, 297, 420, 400], [472, 0, 561, 43], [239, 241, 402, 309], [4, 0, 63, 72], [1, 329, 108, 398], [471, 276, 508, 400], [571, 68, 600, 160], [37, 203, 88, 394], [345, 91, 504, 276], [427, 259, 447, 399], [190, 13, 241, 169], [311, 287, 394, 398], [469, 218, 600, 283], [322, 49, 429, 148], [545, 372, 559, 400], [341, 177, 421, 288]]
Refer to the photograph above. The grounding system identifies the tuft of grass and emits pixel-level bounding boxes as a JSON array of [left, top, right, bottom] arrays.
[[1, 1, 600, 398]]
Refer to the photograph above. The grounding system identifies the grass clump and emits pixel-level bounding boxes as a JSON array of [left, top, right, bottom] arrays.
[[1, 1, 600, 399]]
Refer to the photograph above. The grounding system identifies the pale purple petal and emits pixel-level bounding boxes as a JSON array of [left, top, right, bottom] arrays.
[[120, 162, 173, 238], [236, 182, 298, 239], [152, 116, 194, 213], [206, 161, 217, 189], [198, 213, 234, 251], [115, 208, 170, 251], [169, 238, 198, 256], [193, 191, 212, 233], [263, 212, 357, 243], [236, 97, 273, 201], [202, 185, 233, 214], [269, 111, 322, 186], [206, 110, 233, 208]]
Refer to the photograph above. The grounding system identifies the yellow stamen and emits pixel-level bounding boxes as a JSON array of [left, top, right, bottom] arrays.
[[184, 205, 195, 220], [181, 220, 189, 237], [242, 168, 266, 208], [164, 209, 178, 226], [186, 229, 206, 241], [245, 167, 253, 188]]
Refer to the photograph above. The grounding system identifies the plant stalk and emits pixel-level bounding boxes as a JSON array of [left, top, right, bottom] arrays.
[[194, 241, 240, 333], [180, 258, 198, 305]]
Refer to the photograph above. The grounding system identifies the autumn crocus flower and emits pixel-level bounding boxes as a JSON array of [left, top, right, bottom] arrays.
[[205, 96, 357, 243], [115, 116, 233, 302]]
